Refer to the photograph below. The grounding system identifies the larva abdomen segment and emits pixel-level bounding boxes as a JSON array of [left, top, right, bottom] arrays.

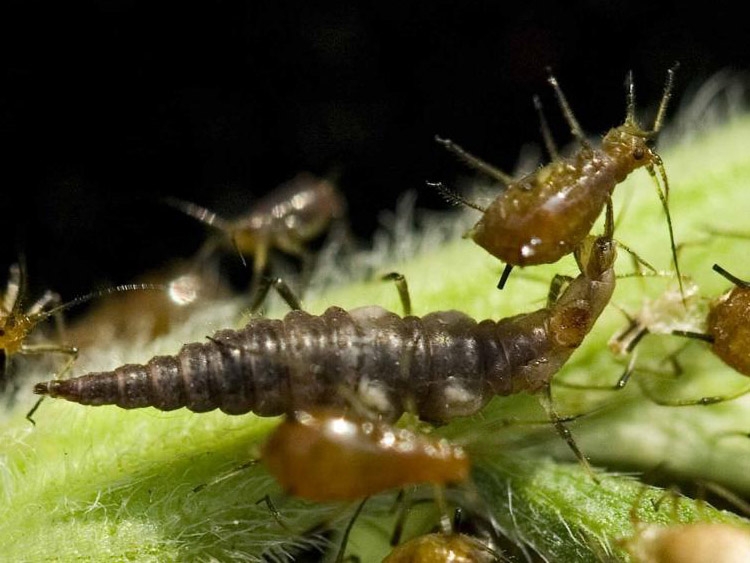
[[36, 305, 554, 421]]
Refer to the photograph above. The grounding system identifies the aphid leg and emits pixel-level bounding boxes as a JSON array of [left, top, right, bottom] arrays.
[[388, 489, 412, 547], [645, 156, 685, 302], [249, 276, 303, 315], [426, 181, 488, 214], [532, 94, 559, 161], [381, 272, 412, 316], [334, 497, 369, 563], [546, 71, 592, 151], [540, 385, 598, 482], [636, 361, 750, 407], [248, 235, 271, 299], [495, 264, 514, 290], [192, 459, 260, 494], [434, 136, 514, 186], [614, 240, 658, 275], [255, 493, 295, 533]]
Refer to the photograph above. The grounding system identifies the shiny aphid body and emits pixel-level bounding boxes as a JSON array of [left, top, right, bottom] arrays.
[[621, 489, 750, 563], [33, 206, 616, 425], [167, 172, 347, 282], [436, 66, 680, 290], [0, 263, 73, 392], [261, 409, 469, 502], [383, 532, 498, 563]]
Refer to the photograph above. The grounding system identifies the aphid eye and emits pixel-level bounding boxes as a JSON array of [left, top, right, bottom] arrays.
[[632, 148, 645, 160]]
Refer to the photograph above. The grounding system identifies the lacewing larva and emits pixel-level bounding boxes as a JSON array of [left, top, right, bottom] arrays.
[[34, 201, 618, 472]]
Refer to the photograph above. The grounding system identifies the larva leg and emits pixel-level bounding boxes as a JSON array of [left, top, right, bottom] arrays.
[[540, 385, 598, 482], [249, 276, 303, 315], [381, 272, 412, 316]]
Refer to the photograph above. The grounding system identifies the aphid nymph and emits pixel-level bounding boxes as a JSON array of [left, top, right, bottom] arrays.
[[435, 65, 681, 291], [166, 172, 347, 291]]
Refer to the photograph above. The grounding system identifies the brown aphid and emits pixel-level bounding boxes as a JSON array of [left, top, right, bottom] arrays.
[[699, 264, 750, 375], [383, 532, 498, 563], [655, 264, 750, 406], [621, 488, 750, 563], [65, 259, 230, 348], [0, 262, 75, 394], [435, 65, 681, 291], [261, 409, 469, 502], [167, 171, 347, 285], [0, 261, 165, 421], [623, 522, 750, 563]]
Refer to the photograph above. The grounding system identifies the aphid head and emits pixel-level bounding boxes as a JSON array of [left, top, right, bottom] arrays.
[[601, 125, 659, 175], [0, 312, 34, 355], [602, 64, 678, 175]]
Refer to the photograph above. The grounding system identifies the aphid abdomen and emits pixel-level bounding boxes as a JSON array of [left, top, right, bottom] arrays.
[[707, 289, 750, 376], [470, 152, 616, 266]]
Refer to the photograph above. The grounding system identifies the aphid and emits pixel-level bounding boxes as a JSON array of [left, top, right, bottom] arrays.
[[435, 65, 681, 291], [166, 171, 347, 290], [620, 488, 750, 563], [34, 202, 617, 469], [596, 264, 750, 406], [261, 409, 470, 502], [673, 264, 750, 377], [383, 532, 499, 563], [0, 261, 165, 421], [0, 262, 73, 395], [65, 259, 230, 348]]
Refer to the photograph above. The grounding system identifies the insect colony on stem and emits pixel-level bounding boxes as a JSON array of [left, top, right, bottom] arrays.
[[14, 65, 750, 561]]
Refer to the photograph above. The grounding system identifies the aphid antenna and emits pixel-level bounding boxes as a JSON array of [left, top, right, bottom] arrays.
[[162, 196, 234, 233], [426, 180, 488, 214], [3, 261, 24, 317], [545, 68, 592, 152], [27, 283, 169, 326], [433, 136, 515, 186], [622, 64, 685, 304], [532, 94, 560, 161]]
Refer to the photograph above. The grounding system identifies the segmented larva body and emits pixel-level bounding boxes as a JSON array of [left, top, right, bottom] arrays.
[[35, 306, 550, 421], [35, 230, 616, 423], [34, 237, 615, 421]]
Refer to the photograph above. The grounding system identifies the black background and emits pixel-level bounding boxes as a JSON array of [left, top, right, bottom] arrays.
[[2, 1, 748, 302]]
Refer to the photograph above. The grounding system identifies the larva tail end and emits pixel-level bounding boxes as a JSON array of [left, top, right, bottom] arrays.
[[33, 381, 57, 396]]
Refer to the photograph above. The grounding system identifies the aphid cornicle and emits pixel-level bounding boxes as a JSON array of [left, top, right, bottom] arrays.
[[166, 172, 347, 287], [435, 65, 681, 290]]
